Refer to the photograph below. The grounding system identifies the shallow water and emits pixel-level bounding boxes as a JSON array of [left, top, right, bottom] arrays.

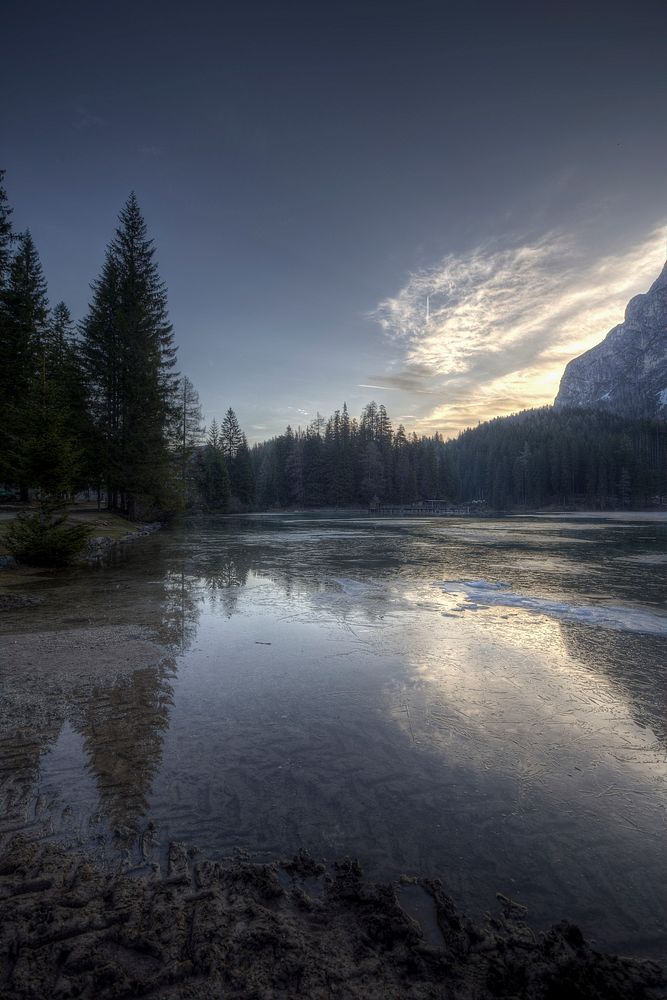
[[1, 513, 667, 959]]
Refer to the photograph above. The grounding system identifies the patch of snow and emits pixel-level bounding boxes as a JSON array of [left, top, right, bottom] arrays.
[[437, 580, 667, 635], [657, 387, 667, 407], [598, 390, 612, 401]]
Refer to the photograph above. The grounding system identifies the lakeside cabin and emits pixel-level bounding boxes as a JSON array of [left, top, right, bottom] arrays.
[[368, 499, 472, 516]]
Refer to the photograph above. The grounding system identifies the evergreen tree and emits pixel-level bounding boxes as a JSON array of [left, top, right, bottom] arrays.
[[303, 423, 326, 505], [0, 174, 16, 484], [194, 442, 231, 512], [7, 232, 49, 340], [360, 440, 385, 502], [284, 431, 305, 505], [220, 407, 243, 461], [207, 418, 220, 450], [232, 434, 255, 508], [81, 194, 178, 518], [337, 403, 355, 504], [176, 376, 204, 505], [0, 170, 14, 285], [1, 232, 49, 493]]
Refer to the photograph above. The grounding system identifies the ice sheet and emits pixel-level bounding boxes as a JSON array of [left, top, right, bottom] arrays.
[[438, 579, 667, 634]]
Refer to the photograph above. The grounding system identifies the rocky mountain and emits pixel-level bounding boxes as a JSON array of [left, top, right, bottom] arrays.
[[555, 262, 667, 418]]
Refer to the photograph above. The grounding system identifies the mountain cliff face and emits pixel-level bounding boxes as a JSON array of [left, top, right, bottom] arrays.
[[555, 262, 667, 418]]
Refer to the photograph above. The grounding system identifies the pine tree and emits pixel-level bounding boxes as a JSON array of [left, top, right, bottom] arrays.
[[0, 170, 14, 286], [194, 442, 231, 511], [46, 301, 74, 368], [284, 433, 304, 506], [0, 174, 16, 484], [6, 232, 49, 341], [176, 376, 204, 505], [1, 232, 49, 493], [232, 434, 255, 508], [81, 194, 179, 518], [207, 418, 220, 450], [220, 407, 243, 461]]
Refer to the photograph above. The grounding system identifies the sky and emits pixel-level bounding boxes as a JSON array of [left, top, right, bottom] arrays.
[[3, 0, 667, 441]]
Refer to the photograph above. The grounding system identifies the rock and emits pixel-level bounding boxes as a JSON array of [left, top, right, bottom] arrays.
[[555, 262, 667, 418], [81, 522, 162, 562]]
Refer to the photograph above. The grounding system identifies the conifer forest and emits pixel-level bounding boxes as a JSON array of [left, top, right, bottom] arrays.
[[1, 170, 665, 518]]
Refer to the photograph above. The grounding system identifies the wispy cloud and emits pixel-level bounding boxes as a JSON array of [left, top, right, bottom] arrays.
[[372, 226, 666, 437], [358, 382, 399, 391], [362, 366, 436, 393]]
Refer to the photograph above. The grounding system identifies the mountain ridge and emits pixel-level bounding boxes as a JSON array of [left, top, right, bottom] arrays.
[[555, 262, 667, 418]]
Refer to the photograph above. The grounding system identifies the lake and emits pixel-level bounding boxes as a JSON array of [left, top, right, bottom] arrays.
[[1, 513, 666, 960]]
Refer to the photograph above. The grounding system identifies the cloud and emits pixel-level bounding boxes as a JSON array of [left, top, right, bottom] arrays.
[[361, 366, 436, 393], [372, 226, 666, 437]]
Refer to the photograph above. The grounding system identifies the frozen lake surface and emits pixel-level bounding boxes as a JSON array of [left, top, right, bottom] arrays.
[[1, 513, 666, 959]]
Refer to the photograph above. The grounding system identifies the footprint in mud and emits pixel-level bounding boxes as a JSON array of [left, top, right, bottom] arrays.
[[139, 821, 159, 863]]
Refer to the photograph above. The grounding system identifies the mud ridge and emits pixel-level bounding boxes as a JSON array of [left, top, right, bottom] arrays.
[[0, 837, 664, 1000]]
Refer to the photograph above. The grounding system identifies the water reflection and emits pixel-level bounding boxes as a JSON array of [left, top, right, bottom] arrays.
[[73, 664, 175, 837], [1, 513, 666, 957], [559, 624, 667, 752], [0, 629, 176, 851], [162, 568, 201, 649]]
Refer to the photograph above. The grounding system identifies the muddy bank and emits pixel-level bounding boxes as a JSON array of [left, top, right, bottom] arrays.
[[0, 836, 663, 1000], [83, 521, 162, 562], [0, 508, 162, 575]]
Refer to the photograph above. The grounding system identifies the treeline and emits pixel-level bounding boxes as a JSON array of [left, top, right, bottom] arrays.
[[193, 409, 255, 513], [251, 402, 450, 507], [252, 403, 667, 511], [446, 406, 667, 509], [0, 172, 253, 517], [2, 170, 665, 518]]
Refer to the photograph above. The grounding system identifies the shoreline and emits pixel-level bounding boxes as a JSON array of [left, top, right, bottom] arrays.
[[1, 521, 666, 996], [0, 834, 663, 1000], [0, 508, 163, 586], [0, 624, 666, 995]]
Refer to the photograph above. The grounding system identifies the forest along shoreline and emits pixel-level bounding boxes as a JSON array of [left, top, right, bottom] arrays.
[[0, 528, 665, 998]]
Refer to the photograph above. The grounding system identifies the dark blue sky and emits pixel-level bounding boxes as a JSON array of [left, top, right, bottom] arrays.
[[4, 0, 666, 437]]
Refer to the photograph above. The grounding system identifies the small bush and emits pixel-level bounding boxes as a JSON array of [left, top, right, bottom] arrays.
[[5, 501, 91, 567]]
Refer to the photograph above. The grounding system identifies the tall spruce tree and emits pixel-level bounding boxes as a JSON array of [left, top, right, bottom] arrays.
[[0, 173, 16, 485], [232, 433, 255, 508], [0, 170, 14, 284], [220, 407, 243, 461], [176, 376, 204, 504], [1, 232, 49, 493], [81, 194, 178, 517], [22, 299, 88, 497], [194, 436, 231, 512]]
